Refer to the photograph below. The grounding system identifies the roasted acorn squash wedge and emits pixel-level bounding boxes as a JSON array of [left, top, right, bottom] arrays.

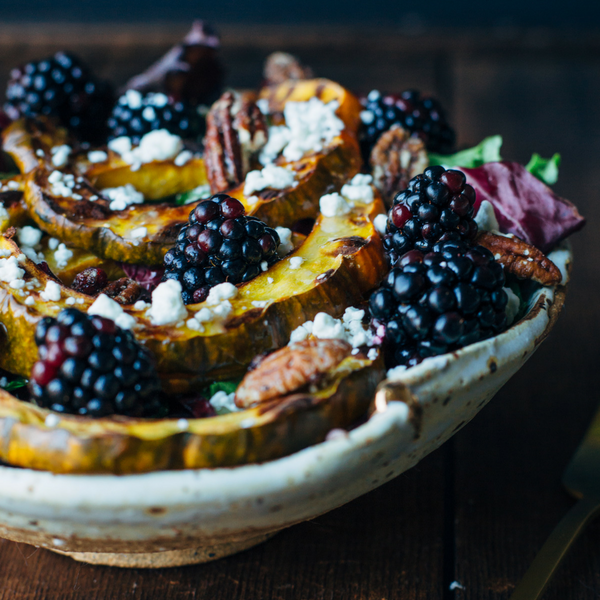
[[0, 196, 386, 386], [227, 78, 363, 227], [0, 351, 383, 474]]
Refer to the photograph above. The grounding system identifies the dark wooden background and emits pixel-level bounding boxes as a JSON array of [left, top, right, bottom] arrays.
[[0, 24, 598, 600]]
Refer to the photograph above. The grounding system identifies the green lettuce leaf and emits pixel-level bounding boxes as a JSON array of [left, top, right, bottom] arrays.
[[2, 377, 28, 392], [525, 152, 560, 185], [428, 135, 503, 168], [175, 184, 212, 206], [208, 380, 240, 397]]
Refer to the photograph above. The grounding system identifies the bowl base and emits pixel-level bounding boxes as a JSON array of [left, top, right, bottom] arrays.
[[50, 532, 278, 568]]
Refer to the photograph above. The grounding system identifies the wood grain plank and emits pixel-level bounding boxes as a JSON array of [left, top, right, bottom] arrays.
[[452, 55, 600, 599]]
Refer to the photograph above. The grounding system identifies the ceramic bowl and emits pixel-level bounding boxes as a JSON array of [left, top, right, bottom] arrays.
[[0, 244, 571, 568]]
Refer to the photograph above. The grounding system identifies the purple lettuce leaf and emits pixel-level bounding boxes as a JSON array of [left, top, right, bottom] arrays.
[[120, 263, 164, 291], [465, 161, 585, 253]]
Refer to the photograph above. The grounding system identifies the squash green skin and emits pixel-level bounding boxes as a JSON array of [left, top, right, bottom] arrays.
[[0, 354, 384, 474], [0, 197, 386, 387]]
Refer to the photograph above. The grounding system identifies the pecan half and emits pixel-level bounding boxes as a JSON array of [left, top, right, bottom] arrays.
[[204, 91, 267, 193], [476, 231, 562, 286], [370, 125, 429, 207], [101, 277, 144, 305], [235, 338, 352, 408], [263, 52, 313, 86]]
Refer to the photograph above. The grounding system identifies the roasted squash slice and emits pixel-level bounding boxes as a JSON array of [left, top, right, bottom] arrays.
[[0, 351, 384, 474], [0, 195, 386, 387], [227, 78, 363, 227]]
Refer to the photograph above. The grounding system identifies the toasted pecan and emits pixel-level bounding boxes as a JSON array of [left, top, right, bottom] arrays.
[[370, 125, 428, 207], [204, 91, 267, 193], [476, 231, 562, 286], [235, 338, 352, 408], [263, 52, 313, 86], [101, 277, 144, 305]]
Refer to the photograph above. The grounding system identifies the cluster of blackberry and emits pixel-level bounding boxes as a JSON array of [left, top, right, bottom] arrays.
[[163, 194, 281, 304], [5, 54, 205, 145], [370, 241, 508, 368], [383, 166, 478, 263], [29, 309, 164, 417], [360, 89, 456, 158], [107, 91, 203, 144], [4, 52, 113, 144]]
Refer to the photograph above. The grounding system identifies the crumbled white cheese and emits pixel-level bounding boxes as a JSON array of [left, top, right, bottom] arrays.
[[206, 282, 238, 306], [146, 280, 188, 326], [289, 307, 375, 349], [130, 226, 147, 239], [40, 280, 61, 302], [474, 200, 499, 232], [367, 348, 378, 361], [312, 312, 346, 339], [50, 145, 71, 167], [48, 238, 60, 251], [65, 297, 76, 306], [260, 261, 268, 272], [340, 173, 374, 204], [276, 226, 294, 256], [174, 150, 193, 167], [17, 226, 43, 248], [88, 294, 136, 330], [209, 390, 241, 414], [45, 413, 60, 428], [0, 255, 25, 288], [244, 164, 296, 196], [256, 98, 270, 114], [320, 192, 352, 217], [374, 213, 388, 235], [108, 136, 133, 156], [54, 243, 73, 268], [24, 296, 34, 306], [35, 149, 45, 158], [133, 300, 150, 311], [110, 129, 184, 166], [289, 256, 304, 269], [102, 184, 144, 211], [88, 150, 108, 163], [259, 98, 345, 165], [192, 286, 237, 325], [48, 170, 76, 198], [267, 277, 274, 284], [504, 287, 520, 325], [251, 300, 268, 308], [186, 318, 202, 331]]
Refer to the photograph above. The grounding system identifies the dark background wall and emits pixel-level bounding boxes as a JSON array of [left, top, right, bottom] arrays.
[[2, 0, 600, 28]]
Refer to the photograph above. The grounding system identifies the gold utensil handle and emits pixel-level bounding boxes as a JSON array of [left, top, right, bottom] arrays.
[[509, 496, 600, 600]]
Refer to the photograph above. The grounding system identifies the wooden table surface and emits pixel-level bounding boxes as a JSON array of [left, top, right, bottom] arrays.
[[0, 23, 598, 600]]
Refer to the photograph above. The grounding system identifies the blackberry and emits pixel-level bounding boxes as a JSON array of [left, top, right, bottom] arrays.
[[107, 90, 203, 144], [383, 165, 478, 262], [360, 89, 455, 158], [162, 194, 280, 304], [4, 52, 113, 144], [369, 240, 508, 368], [29, 308, 163, 417]]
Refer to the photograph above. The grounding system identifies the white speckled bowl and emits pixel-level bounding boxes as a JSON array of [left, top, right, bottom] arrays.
[[0, 245, 571, 568]]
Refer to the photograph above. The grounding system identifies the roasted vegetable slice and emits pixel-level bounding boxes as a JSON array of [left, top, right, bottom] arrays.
[[0, 196, 386, 386], [0, 351, 383, 474]]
